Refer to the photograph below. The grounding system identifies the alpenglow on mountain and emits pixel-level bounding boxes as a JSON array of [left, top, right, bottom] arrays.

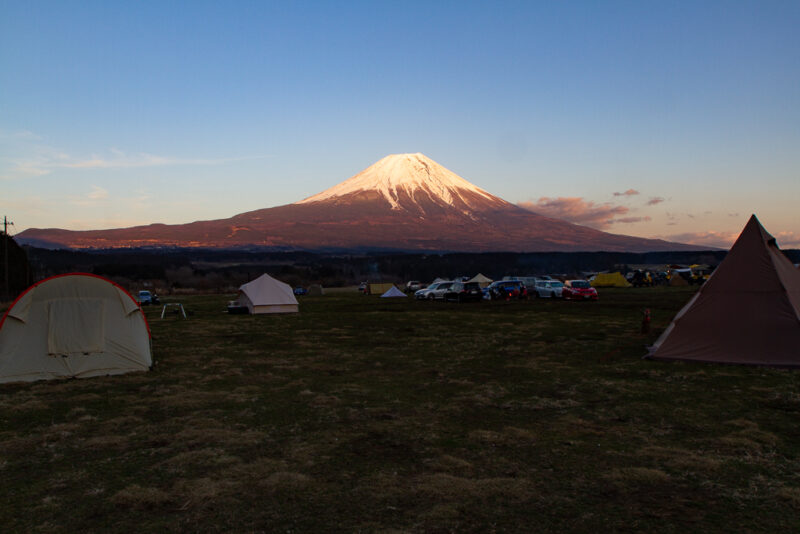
[[296, 153, 503, 213], [18, 153, 698, 252]]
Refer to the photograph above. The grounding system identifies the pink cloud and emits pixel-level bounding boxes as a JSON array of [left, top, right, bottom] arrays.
[[613, 189, 639, 197], [646, 197, 665, 206], [661, 230, 738, 249], [518, 197, 630, 229], [661, 229, 800, 250], [775, 231, 800, 249], [611, 216, 652, 224]]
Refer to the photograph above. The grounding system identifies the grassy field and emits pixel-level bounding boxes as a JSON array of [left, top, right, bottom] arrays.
[[2, 287, 800, 532]]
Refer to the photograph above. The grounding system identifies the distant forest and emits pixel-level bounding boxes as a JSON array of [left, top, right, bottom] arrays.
[[15, 245, 798, 296]]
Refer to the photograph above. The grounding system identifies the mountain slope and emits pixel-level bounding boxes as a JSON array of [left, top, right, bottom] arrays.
[[18, 153, 699, 252]]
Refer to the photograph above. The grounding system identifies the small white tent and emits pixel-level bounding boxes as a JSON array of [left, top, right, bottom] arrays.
[[0, 273, 152, 384], [238, 274, 299, 314], [380, 286, 407, 298]]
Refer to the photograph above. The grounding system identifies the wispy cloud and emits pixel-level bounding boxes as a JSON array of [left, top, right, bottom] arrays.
[[612, 216, 652, 224], [660, 230, 738, 249], [518, 197, 641, 229], [646, 196, 665, 206], [69, 186, 111, 206], [60, 150, 262, 170], [613, 189, 639, 197], [666, 228, 800, 249], [0, 129, 42, 141], [1, 137, 270, 180], [87, 185, 109, 200], [775, 231, 800, 249]]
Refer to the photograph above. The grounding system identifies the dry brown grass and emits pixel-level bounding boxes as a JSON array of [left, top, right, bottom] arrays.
[[258, 471, 312, 492], [3, 289, 800, 533], [468, 426, 536, 447], [83, 435, 130, 450], [110, 484, 174, 510], [776, 486, 800, 508], [5, 398, 50, 413], [171, 425, 267, 450], [159, 448, 242, 474], [220, 457, 290, 481], [605, 467, 672, 488], [637, 446, 723, 472], [172, 477, 229, 509], [414, 473, 538, 502], [427, 454, 474, 474]]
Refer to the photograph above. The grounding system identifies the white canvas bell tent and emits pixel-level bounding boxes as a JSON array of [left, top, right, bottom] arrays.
[[238, 274, 299, 314], [0, 273, 152, 384], [380, 286, 407, 298]]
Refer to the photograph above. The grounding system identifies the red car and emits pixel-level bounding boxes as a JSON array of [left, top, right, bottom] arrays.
[[563, 280, 598, 300]]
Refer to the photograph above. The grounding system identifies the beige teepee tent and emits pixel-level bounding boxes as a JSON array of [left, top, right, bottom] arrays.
[[0, 273, 152, 383], [467, 273, 493, 288], [647, 215, 800, 366], [238, 274, 298, 314]]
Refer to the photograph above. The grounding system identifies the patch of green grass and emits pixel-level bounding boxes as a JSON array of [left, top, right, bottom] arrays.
[[2, 287, 800, 532]]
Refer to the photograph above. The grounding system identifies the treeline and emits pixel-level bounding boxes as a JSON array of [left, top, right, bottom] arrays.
[[20, 246, 765, 290], [1, 234, 33, 300], [19, 245, 800, 297]]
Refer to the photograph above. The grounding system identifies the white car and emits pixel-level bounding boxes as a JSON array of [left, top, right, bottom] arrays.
[[533, 280, 564, 298], [414, 281, 454, 300], [406, 281, 422, 292]]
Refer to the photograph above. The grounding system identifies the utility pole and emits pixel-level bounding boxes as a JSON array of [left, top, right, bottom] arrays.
[[3, 216, 13, 300]]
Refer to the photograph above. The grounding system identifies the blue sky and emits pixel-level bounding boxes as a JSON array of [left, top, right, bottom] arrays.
[[2, 1, 799, 247]]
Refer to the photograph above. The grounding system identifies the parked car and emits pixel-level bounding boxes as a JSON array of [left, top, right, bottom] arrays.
[[562, 280, 598, 300], [444, 281, 483, 302], [405, 281, 422, 293], [516, 276, 543, 289], [138, 290, 153, 305], [533, 280, 564, 298], [414, 281, 453, 300], [293, 287, 308, 296], [485, 280, 528, 300]]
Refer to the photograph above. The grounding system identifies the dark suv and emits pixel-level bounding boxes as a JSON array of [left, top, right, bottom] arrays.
[[485, 280, 528, 300], [444, 281, 483, 302]]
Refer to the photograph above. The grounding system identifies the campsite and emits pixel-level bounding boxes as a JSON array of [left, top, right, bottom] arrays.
[[5, 1, 800, 530], [2, 281, 800, 532]]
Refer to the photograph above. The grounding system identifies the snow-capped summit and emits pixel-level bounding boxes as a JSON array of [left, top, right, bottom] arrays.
[[296, 153, 509, 212]]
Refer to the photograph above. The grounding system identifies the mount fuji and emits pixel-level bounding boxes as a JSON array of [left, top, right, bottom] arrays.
[[18, 153, 696, 252]]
